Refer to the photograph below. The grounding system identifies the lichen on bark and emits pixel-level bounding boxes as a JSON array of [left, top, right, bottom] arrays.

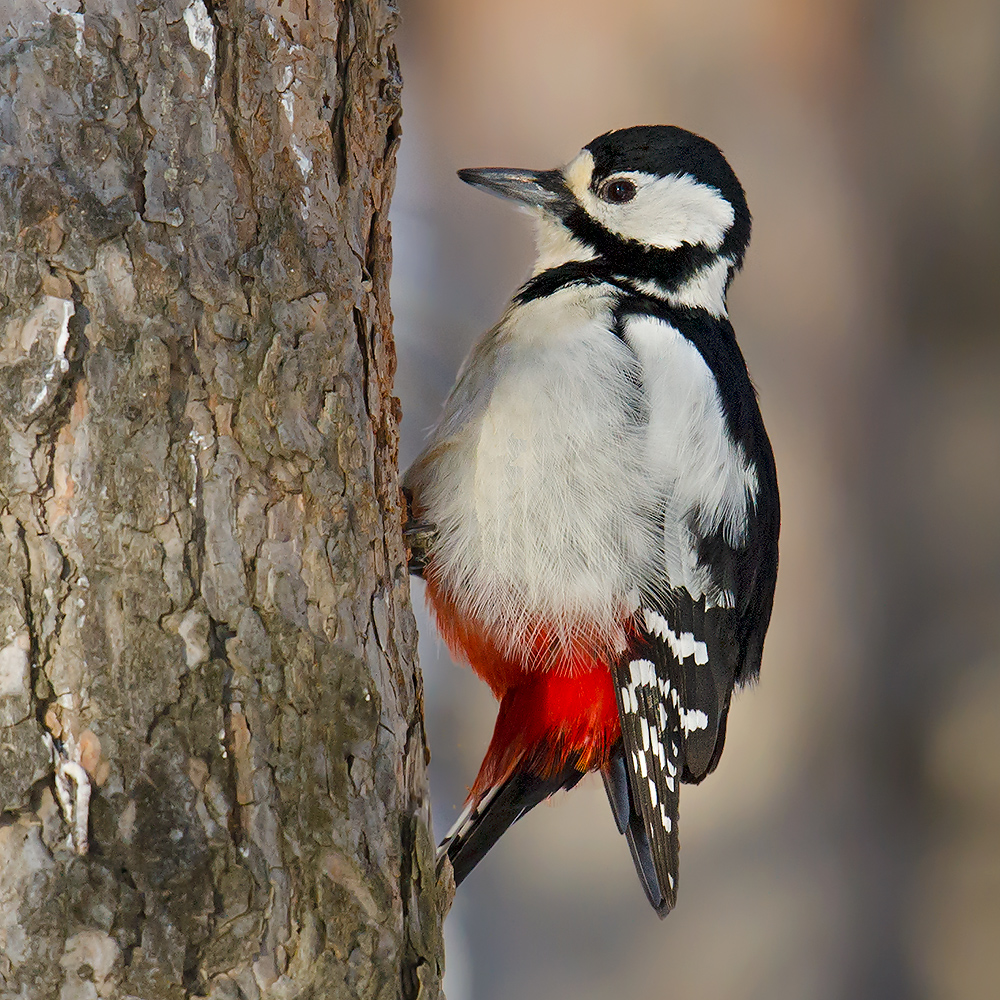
[[0, 1, 443, 997]]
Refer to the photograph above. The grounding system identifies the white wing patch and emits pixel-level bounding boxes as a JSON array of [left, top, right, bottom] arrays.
[[621, 658, 679, 801], [680, 708, 709, 734], [644, 609, 709, 665], [640, 608, 710, 731], [617, 655, 681, 874]]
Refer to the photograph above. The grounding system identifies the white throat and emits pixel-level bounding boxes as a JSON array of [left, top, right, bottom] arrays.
[[532, 215, 596, 274]]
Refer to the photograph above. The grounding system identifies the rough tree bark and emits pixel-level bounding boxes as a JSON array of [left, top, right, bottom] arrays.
[[0, 2, 445, 998]]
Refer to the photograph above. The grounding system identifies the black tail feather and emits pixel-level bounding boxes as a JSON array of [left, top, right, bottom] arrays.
[[625, 808, 668, 916], [441, 768, 584, 886], [601, 750, 630, 834], [602, 742, 673, 918]]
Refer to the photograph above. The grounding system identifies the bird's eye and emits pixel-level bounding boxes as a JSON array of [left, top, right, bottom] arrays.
[[599, 178, 637, 204]]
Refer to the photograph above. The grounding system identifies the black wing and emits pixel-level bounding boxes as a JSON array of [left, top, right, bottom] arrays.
[[608, 537, 777, 916], [607, 304, 780, 914]]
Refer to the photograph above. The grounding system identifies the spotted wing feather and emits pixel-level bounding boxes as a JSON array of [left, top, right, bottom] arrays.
[[641, 598, 738, 781]]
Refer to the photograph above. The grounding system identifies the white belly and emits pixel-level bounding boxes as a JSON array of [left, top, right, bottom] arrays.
[[468, 322, 650, 621]]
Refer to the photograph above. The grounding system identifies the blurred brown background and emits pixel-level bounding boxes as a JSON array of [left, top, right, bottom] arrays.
[[389, 2, 1000, 998]]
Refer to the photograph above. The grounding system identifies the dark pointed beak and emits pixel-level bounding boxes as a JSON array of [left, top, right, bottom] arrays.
[[457, 167, 571, 215]]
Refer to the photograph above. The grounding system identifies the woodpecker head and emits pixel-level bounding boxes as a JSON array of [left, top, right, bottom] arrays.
[[458, 125, 751, 312]]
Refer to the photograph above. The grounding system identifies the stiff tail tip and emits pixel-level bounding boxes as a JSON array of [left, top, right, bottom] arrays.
[[438, 769, 584, 886], [602, 745, 676, 917]]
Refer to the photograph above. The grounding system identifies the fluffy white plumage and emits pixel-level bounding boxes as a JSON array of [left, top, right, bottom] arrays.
[[405, 282, 652, 657]]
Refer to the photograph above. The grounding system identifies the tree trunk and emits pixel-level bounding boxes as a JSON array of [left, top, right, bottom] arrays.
[[0, 2, 445, 998]]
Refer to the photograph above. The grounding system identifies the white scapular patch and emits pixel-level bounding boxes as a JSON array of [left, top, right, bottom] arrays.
[[562, 151, 735, 252], [623, 313, 758, 599], [644, 609, 709, 665]]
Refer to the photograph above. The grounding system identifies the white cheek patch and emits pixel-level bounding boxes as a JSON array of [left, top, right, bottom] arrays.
[[578, 171, 735, 252]]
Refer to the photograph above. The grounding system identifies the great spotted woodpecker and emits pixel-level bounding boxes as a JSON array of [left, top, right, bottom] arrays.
[[403, 125, 779, 916]]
